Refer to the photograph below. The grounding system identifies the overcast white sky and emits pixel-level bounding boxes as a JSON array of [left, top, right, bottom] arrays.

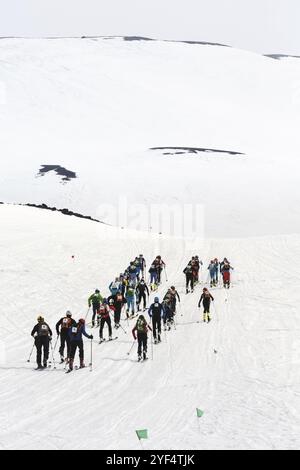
[[0, 0, 299, 55]]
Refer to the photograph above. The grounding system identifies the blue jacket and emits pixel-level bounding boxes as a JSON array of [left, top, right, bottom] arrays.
[[69, 324, 91, 342], [148, 302, 164, 319]]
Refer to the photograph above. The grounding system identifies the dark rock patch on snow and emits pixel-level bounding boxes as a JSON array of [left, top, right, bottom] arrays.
[[122, 36, 229, 47], [175, 40, 229, 47], [151, 147, 244, 156], [123, 36, 154, 42], [265, 54, 300, 60], [24, 203, 103, 224], [37, 165, 76, 183]]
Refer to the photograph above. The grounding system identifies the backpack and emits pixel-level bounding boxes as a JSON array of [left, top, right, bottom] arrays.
[[38, 323, 50, 336], [98, 305, 108, 317], [61, 317, 72, 329], [137, 318, 146, 332], [127, 287, 135, 297]]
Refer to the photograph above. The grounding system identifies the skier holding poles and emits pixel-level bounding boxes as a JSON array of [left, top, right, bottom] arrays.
[[198, 288, 214, 323], [132, 315, 152, 362]]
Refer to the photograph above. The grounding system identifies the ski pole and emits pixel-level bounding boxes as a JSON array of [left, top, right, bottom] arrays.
[[127, 339, 136, 356], [53, 334, 59, 354], [48, 334, 59, 365], [49, 339, 56, 369], [118, 323, 127, 334], [27, 341, 35, 363], [89, 338, 93, 372], [164, 266, 168, 282]]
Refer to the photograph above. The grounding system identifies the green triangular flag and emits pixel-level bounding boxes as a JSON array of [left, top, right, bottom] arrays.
[[196, 408, 204, 418], [136, 429, 148, 440]]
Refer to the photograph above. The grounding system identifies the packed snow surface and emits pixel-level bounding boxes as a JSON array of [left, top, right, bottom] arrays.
[[1, 37, 300, 450], [0, 205, 300, 450]]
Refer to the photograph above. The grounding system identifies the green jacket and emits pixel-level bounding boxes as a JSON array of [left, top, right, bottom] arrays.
[[88, 293, 103, 307]]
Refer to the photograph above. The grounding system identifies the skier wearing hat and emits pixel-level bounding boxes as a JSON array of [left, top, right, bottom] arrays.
[[220, 259, 234, 289], [148, 264, 158, 291], [165, 286, 180, 313], [148, 297, 164, 344], [67, 318, 93, 372], [183, 264, 194, 294], [208, 260, 218, 287], [132, 314, 152, 361], [31, 316, 53, 369], [56, 311, 77, 363], [198, 288, 214, 322], [138, 254, 146, 277], [125, 281, 136, 318], [136, 279, 150, 311], [152, 256, 166, 284], [98, 299, 113, 343], [88, 289, 103, 327], [108, 291, 127, 329]]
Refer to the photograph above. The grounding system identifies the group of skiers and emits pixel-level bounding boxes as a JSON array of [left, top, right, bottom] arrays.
[[183, 255, 203, 293], [183, 256, 233, 293], [30, 253, 234, 368], [207, 258, 234, 289], [31, 313, 93, 371], [87, 255, 166, 331]]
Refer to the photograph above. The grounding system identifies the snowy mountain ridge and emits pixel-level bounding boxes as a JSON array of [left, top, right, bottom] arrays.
[[1, 37, 300, 236]]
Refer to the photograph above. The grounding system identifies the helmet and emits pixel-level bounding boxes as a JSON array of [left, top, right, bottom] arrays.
[[156, 255, 161, 259], [139, 254, 143, 257], [154, 297, 159, 303], [66, 310, 72, 317], [171, 286, 175, 290], [102, 298, 107, 304], [79, 318, 85, 324], [37, 315, 44, 323], [95, 289, 100, 294], [203, 288, 208, 292]]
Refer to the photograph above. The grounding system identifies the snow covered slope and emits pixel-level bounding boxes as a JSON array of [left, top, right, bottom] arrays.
[[1, 204, 300, 450], [1, 37, 300, 237]]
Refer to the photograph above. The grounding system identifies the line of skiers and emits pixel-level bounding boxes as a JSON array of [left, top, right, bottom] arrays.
[[88, 255, 166, 330], [86, 254, 167, 351], [30, 254, 233, 368]]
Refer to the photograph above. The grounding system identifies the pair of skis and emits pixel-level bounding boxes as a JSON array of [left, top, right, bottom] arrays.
[[99, 337, 118, 344]]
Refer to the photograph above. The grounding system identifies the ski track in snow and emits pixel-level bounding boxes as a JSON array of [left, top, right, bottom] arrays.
[[0, 205, 300, 450]]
